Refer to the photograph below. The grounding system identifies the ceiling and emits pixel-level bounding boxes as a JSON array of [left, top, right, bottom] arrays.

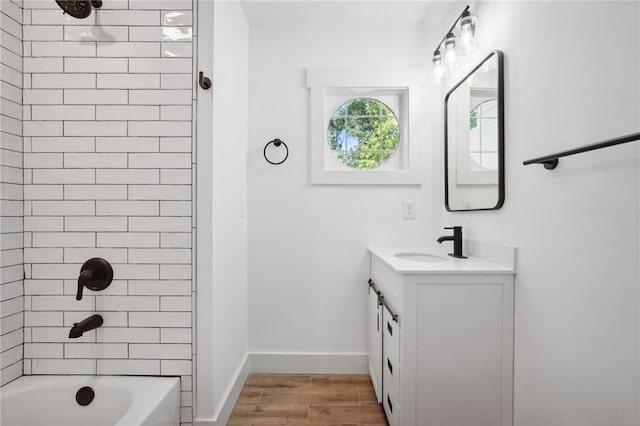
[[240, 1, 467, 26]]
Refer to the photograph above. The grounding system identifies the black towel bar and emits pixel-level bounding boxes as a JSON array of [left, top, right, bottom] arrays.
[[523, 131, 640, 169]]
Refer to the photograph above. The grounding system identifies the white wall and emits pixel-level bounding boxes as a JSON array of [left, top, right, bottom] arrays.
[[439, 2, 640, 424], [247, 20, 440, 359], [211, 0, 249, 419], [246, 2, 640, 423], [195, 1, 249, 423], [0, 0, 24, 387]]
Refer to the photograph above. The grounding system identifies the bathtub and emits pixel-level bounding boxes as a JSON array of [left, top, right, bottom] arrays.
[[1, 375, 180, 426]]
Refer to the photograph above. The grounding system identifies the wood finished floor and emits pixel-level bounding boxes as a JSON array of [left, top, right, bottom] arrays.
[[228, 374, 388, 425]]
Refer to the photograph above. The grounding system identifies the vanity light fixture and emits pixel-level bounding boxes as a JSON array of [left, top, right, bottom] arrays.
[[432, 5, 479, 84]]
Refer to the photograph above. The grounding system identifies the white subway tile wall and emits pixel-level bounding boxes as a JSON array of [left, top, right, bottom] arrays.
[[21, 1, 195, 424], [1, 0, 24, 387]]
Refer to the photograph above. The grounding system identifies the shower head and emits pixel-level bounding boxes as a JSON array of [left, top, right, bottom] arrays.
[[55, 0, 102, 19]]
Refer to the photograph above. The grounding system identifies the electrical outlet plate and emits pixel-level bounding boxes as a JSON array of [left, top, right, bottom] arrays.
[[403, 200, 416, 219]]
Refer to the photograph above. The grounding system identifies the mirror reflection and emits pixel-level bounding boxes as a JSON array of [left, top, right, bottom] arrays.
[[445, 50, 504, 211]]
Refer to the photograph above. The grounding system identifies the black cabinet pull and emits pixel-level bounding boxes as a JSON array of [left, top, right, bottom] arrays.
[[387, 321, 393, 336], [387, 394, 393, 413], [387, 358, 393, 374]]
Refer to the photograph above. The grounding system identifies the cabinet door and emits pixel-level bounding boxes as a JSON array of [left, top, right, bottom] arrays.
[[412, 282, 510, 425], [368, 288, 383, 403]]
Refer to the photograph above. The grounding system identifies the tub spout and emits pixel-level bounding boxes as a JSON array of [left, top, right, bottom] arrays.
[[69, 314, 103, 338]]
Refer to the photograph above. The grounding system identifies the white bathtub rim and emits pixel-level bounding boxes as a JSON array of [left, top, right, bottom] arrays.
[[1, 375, 180, 426]]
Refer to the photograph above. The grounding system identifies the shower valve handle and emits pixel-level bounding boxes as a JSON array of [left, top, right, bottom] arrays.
[[76, 258, 113, 301]]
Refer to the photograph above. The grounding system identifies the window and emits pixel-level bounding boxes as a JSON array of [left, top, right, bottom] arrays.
[[328, 98, 400, 170], [307, 67, 426, 185], [469, 99, 498, 170]]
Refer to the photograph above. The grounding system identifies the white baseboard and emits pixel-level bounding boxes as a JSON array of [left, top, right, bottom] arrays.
[[250, 353, 368, 374], [194, 353, 251, 426]]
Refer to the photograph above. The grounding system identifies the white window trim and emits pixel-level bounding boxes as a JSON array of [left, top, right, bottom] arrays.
[[307, 67, 427, 185]]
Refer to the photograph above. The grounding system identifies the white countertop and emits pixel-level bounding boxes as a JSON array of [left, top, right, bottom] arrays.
[[368, 246, 515, 274]]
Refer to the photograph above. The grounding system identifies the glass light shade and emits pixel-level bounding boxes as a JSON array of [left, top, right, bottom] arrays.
[[444, 34, 460, 71], [433, 51, 447, 85], [457, 12, 478, 55]]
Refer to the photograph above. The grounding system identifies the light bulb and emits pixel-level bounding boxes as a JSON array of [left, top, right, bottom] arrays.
[[457, 11, 478, 55], [460, 24, 472, 45], [433, 50, 447, 85], [444, 33, 460, 71]]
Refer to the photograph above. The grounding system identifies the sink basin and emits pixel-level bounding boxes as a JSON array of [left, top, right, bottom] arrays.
[[393, 252, 447, 262]]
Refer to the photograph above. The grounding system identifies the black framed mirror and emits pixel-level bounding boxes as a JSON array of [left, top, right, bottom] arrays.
[[444, 50, 504, 211]]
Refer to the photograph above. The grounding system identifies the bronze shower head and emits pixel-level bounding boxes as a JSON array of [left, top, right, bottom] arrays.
[[55, 0, 102, 19]]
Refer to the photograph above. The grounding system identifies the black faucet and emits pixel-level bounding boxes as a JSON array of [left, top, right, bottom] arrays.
[[436, 226, 468, 259], [69, 314, 103, 338]]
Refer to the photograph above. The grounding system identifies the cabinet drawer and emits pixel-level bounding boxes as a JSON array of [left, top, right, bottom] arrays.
[[383, 349, 400, 397], [383, 388, 400, 426], [383, 304, 400, 362]]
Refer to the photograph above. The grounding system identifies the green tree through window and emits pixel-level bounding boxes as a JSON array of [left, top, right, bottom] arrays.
[[327, 98, 400, 169]]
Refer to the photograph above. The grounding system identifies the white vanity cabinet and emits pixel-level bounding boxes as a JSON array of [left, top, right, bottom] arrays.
[[368, 247, 515, 426]]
